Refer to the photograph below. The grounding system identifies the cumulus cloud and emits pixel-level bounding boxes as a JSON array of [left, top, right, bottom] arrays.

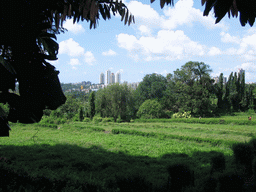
[[139, 25, 151, 36], [127, 1, 163, 28], [63, 19, 85, 34], [69, 58, 81, 69], [127, 0, 227, 31], [117, 30, 205, 61], [220, 32, 240, 44], [59, 38, 96, 67], [59, 38, 85, 56], [235, 62, 256, 81], [84, 51, 96, 65], [208, 47, 222, 56], [116, 69, 124, 73], [102, 49, 117, 56]]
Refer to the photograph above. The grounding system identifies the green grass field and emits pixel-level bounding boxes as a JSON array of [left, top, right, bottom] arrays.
[[1, 114, 256, 191]]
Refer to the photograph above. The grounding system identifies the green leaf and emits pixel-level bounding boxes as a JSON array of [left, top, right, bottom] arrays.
[[124, 10, 129, 25], [0, 56, 16, 75]]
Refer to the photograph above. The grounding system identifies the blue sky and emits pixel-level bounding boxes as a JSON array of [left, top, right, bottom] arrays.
[[49, 0, 256, 84]]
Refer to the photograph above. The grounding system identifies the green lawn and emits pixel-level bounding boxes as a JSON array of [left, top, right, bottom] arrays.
[[1, 120, 256, 191]]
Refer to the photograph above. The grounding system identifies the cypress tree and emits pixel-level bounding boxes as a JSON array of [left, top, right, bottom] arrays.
[[88, 91, 96, 119]]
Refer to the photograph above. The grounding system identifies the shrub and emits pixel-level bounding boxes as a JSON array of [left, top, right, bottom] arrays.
[[112, 129, 120, 134], [164, 110, 173, 118], [172, 111, 191, 119], [83, 117, 91, 122], [116, 174, 151, 192], [167, 163, 194, 192], [218, 172, 244, 192], [92, 116, 103, 123], [232, 143, 253, 169], [102, 117, 114, 123], [210, 153, 226, 174], [137, 99, 164, 119], [202, 177, 217, 192], [252, 157, 256, 175], [248, 137, 256, 155], [72, 114, 79, 122], [116, 117, 123, 123]]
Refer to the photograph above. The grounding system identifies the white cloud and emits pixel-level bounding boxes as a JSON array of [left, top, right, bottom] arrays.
[[48, 59, 59, 66], [63, 19, 85, 34], [59, 38, 85, 56], [127, 1, 163, 28], [220, 32, 240, 44], [208, 47, 222, 56], [116, 69, 124, 73], [84, 51, 96, 65], [69, 58, 81, 69], [235, 62, 256, 81], [160, 70, 168, 76], [59, 38, 96, 66], [102, 49, 117, 56], [117, 29, 205, 61], [139, 25, 151, 36]]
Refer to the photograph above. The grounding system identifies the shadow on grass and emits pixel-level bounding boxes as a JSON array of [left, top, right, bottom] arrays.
[[0, 143, 250, 192]]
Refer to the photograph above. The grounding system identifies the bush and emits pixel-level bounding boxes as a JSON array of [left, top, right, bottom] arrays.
[[218, 172, 244, 192], [167, 163, 194, 192], [232, 142, 253, 167], [172, 111, 191, 119], [116, 174, 151, 192], [102, 117, 114, 123], [137, 99, 164, 119], [92, 116, 103, 123], [83, 117, 91, 122], [116, 117, 123, 123], [72, 114, 79, 122], [210, 153, 226, 174]]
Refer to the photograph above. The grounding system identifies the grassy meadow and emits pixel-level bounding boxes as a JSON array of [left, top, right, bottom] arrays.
[[1, 113, 256, 191]]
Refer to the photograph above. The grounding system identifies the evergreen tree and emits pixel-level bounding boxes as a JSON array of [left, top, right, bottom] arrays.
[[88, 91, 96, 120], [78, 106, 84, 122]]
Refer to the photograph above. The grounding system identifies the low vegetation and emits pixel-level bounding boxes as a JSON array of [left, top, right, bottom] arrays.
[[1, 114, 256, 191]]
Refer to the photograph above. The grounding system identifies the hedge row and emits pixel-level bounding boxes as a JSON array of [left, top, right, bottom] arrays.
[[111, 129, 230, 146], [36, 123, 58, 129], [134, 118, 256, 125]]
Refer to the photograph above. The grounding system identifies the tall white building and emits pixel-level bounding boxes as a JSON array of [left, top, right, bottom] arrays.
[[105, 70, 111, 85], [99, 73, 105, 84], [110, 73, 115, 84], [115, 72, 121, 83], [238, 68, 245, 76]]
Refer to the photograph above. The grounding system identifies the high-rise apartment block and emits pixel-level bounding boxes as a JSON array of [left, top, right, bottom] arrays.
[[110, 73, 115, 84], [101, 70, 121, 85], [115, 72, 121, 83], [99, 73, 105, 84], [238, 68, 245, 76], [105, 70, 111, 85]]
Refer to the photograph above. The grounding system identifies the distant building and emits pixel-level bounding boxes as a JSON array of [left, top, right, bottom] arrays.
[[105, 70, 111, 85], [110, 73, 115, 84], [238, 68, 245, 75], [128, 82, 140, 90], [213, 77, 219, 84], [223, 77, 227, 84], [116, 72, 121, 83], [213, 76, 227, 84], [99, 73, 105, 84]]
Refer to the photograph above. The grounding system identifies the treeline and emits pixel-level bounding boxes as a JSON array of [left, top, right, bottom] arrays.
[[39, 61, 256, 123]]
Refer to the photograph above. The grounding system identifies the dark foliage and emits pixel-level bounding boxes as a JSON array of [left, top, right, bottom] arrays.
[[210, 153, 226, 174], [166, 163, 194, 192], [218, 172, 244, 192]]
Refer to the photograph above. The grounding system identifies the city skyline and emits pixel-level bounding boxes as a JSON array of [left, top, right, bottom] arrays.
[[49, 0, 256, 85], [99, 70, 121, 85]]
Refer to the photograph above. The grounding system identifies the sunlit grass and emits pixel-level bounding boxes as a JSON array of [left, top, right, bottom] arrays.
[[1, 120, 255, 191]]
